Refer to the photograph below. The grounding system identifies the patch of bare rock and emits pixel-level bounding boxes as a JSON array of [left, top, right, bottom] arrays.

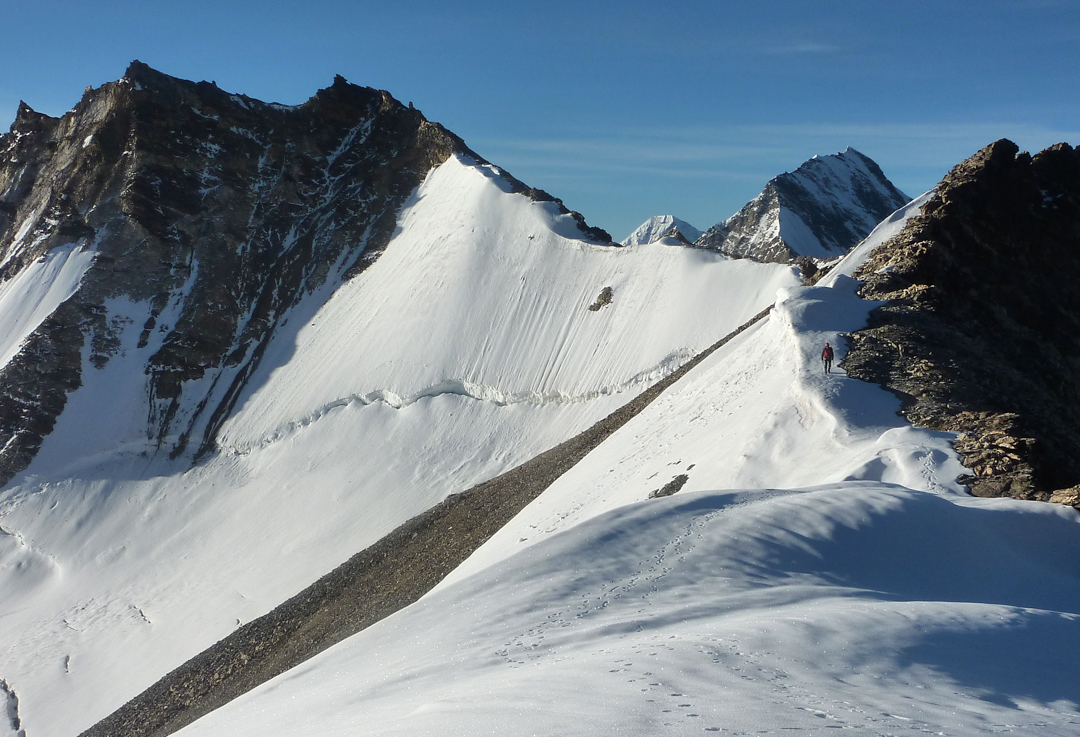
[[843, 139, 1080, 508]]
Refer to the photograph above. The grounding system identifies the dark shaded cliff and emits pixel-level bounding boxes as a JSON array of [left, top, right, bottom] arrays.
[[843, 139, 1080, 503]]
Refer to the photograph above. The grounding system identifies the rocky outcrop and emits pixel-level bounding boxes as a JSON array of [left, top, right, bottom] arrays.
[[0, 62, 610, 485], [696, 148, 909, 263], [587, 286, 613, 311], [1049, 485, 1080, 508], [843, 139, 1080, 502], [648, 473, 688, 499]]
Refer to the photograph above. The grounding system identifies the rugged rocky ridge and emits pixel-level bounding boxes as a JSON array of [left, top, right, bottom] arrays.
[[842, 139, 1080, 502], [0, 62, 610, 485], [696, 148, 909, 263]]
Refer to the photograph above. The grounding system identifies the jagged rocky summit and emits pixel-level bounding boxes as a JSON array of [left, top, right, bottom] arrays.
[[620, 215, 702, 246], [0, 61, 610, 486], [695, 147, 910, 263], [844, 139, 1080, 502]]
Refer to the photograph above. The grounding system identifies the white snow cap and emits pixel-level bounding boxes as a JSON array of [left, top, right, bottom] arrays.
[[621, 215, 703, 246]]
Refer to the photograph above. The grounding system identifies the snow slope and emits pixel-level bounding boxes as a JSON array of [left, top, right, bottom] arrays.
[[621, 215, 703, 246], [176, 194, 1080, 736], [0, 154, 799, 737], [218, 160, 791, 451], [0, 242, 94, 370], [179, 485, 1080, 737]]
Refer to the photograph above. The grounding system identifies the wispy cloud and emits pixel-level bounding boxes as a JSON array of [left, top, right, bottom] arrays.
[[473, 120, 1080, 197], [764, 42, 839, 54], [484, 154, 771, 182], [482, 121, 1080, 167], [728, 121, 1080, 143], [470, 121, 1080, 238], [479, 136, 786, 165]]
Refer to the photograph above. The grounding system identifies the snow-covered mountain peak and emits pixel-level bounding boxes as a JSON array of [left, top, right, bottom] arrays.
[[621, 215, 703, 246], [695, 148, 910, 263], [0, 62, 618, 487], [0, 66, 794, 737], [3, 61, 1079, 737]]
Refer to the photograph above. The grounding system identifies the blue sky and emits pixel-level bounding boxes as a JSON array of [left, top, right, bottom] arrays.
[[2, 0, 1078, 239]]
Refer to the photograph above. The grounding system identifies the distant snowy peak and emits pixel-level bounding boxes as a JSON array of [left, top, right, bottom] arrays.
[[621, 215, 703, 246], [696, 147, 910, 263]]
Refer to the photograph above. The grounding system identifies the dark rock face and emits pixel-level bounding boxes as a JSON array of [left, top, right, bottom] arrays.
[[696, 148, 909, 263], [843, 139, 1080, 502], [0, 62, 609, 485]]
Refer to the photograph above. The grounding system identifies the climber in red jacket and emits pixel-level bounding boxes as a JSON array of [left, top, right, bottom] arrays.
[[822, 342, 834, 374]]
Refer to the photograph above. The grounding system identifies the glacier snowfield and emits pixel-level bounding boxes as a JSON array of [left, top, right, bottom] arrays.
[[1, 157, 1078, 736]]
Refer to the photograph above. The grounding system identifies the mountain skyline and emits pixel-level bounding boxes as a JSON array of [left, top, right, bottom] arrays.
[[2, 1, 1077, 241], [0, 66, 800, 735], [1, 60, 1078, 737]]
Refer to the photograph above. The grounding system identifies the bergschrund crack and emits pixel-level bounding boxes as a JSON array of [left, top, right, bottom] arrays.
[[218, 350, 696, 455]]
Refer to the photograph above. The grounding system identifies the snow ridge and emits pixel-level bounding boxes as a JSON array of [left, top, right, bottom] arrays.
[[175, 194, 1080, 737]]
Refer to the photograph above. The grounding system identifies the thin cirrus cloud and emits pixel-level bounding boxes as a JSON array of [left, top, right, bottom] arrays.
[[474, 120, 1080, 234], [476, 137, 785, 165], [763, 42, 839, 54], [480, 156, 769, 183], [478, 121, 1080, 178]]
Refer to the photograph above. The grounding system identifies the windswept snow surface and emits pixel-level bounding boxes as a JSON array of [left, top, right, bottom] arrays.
[[0, 154, 798, 737], [178, 194, 1080, 736], [181, 486, 1080, 737], [622, 215, 703, 246]]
